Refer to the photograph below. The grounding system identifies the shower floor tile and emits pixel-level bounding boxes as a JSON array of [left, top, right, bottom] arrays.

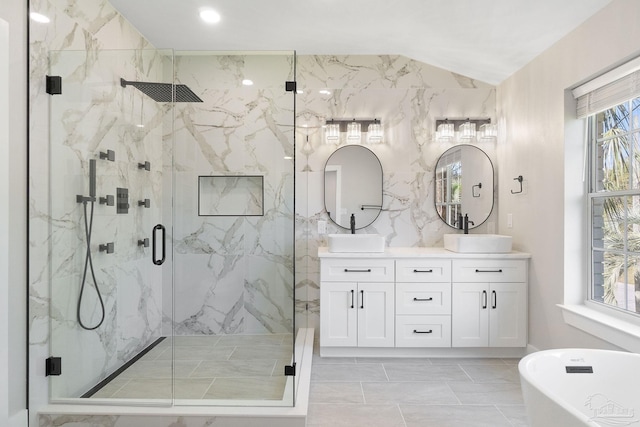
[[88, 334, 293, 401]]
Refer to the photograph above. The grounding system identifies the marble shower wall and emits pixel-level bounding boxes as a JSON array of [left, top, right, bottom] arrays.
[[29, 0, 167, 401], [294, 55, 497, 330], [170, 53, 296, 336]]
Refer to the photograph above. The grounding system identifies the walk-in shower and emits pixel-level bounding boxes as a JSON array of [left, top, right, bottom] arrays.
[[47, 48, 299, 407]]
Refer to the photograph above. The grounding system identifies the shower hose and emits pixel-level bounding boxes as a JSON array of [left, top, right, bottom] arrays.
[[77, 199, 105, 330]]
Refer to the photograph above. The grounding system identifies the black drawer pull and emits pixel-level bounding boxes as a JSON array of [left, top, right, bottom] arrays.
[[475, 269, 503, 273], [413, 269, 433, 273], [413, 297, 433, 301], [413, 329, 433, 334], [344, 268, 372, 273]]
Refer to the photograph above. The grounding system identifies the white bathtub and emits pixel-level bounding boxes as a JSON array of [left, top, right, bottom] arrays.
[[519, 349, 640, 427]]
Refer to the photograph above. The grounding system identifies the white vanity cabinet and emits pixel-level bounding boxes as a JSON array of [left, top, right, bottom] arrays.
[[395, 259, 452, 347], [451, 259, 527, 347], [318, 248, 529, 357], [320, 258, 395, 348]]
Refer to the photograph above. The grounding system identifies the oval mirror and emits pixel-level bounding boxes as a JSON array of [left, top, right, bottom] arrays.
[[434, 144, 494, 229], [324, 145, 383, 230]]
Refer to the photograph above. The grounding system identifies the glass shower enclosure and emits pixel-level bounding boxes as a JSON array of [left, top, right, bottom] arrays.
[[47, 48, 296, 406]]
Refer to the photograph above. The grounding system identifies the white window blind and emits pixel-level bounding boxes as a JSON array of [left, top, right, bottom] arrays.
[[573, 56, 640, 118]]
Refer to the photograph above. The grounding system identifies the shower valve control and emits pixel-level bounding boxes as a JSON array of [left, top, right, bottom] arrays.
[[99, 242, 114, 254], [99, 195, 114, 206], [116, 187, 129, 214], [138, 161, 151, 171], [138, 238, 149, 248], [138, 199, 150, 208], [99, 149, 115, 162]]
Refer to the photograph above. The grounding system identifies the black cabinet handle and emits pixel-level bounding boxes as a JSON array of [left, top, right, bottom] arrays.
[[492, 290, 497, 309], [482, 290, 487, 309], [360, 290, 364, 309], [350, 289, 354, 309], [413, 269, 433, 273], [475, 269, 503, 273], [344, 268, 372, 273], [152, 224, 166, 266], [413, 297, 433, 301], [413, 329, 433, 334]]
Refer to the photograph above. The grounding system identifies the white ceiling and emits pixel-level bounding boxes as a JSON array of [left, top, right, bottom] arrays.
[[109, 0, 611, 85]]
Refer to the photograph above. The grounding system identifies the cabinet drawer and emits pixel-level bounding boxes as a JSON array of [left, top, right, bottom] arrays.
[[396, 259, 451, 282], [452, 259, 527, 282], [395, 315, 451, 347], [396, 283, 451, 315], [321, 258, 394, 282]]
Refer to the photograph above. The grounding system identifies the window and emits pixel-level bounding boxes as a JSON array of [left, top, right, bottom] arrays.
[[589, 97, 640, 315]]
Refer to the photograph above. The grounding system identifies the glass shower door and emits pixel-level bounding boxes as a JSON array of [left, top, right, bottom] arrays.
[[171, 51, 297, 406], [48, 48, 175, 403]]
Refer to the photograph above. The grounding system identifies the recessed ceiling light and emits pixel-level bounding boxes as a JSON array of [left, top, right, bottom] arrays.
[[242, 79, 254, 86], [199, 9, 221, 24], [319, 89, 331, 95], [30, 12, 50, 23]]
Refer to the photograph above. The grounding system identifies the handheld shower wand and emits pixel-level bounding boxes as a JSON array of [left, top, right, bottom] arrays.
[[76, 158, 105, 330]]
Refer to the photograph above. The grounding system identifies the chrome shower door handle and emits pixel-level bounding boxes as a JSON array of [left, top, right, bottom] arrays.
[[152, 224, 166, 265]]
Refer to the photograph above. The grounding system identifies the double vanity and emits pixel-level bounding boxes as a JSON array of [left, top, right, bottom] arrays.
[[319, 234, 530, 358]]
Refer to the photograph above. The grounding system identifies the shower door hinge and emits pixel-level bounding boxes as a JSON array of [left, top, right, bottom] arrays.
[[46, 75, 62, 95], [45, 356, 62, 376], [284, 362, 296, 376], [285, 81, 297, 92]]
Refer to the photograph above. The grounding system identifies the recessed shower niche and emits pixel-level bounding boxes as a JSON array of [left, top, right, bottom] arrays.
[[198, 175, 264, 216]]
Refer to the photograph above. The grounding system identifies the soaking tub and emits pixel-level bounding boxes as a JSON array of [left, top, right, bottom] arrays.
[[519, 348, 640, 426]]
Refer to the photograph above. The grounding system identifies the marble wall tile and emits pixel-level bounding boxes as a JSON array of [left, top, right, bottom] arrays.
[[295, 55, 497, 329]]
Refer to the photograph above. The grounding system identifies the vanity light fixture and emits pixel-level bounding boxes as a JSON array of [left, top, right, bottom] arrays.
[[324, 118, 384, 144], [324, 120, 341, 144], [346, 119, 362, 143], [435, 118, 493, 143], [367, 119, 383, 143], [436, 120, 455, 142], [459, 120, 476, 140], [242, 79, 254, 86], [479, 123, 497, 141]]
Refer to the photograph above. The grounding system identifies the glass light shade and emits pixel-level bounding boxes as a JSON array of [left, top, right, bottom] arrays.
[[436, 122, 455, 142], [480, 123, 497, 141], [367, 120, 383, 143], [325, 122, 340, 144], [459, 121, 476, 140], [347, 120, 362, 143]]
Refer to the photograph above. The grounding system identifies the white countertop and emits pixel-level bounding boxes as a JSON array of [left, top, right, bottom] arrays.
[[317, 246, 531, 259]]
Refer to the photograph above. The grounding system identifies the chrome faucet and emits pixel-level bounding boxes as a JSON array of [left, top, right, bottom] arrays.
[[350, 213, 356, 234], [463, 214, 474, 234]]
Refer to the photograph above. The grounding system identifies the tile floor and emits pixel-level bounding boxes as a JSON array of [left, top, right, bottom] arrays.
[[307, 352, 529, 427], [90, 333, 294, 400]]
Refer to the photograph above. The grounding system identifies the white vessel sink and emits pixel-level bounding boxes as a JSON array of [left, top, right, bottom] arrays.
[[328, 234, 385, 253], [444, 234, 513, 253]]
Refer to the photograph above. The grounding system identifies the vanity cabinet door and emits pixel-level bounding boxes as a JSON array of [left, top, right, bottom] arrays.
[[320, 282, 357, 347], [320, 281, 394, 348], [451, 283, 489, 347], [489, 282, 527, 347], [452, 282, 527, 347], [357, 282, 395, 347]]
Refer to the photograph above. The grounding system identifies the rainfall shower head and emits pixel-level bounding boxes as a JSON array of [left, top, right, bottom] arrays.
[[120, 78, 203, 103]]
